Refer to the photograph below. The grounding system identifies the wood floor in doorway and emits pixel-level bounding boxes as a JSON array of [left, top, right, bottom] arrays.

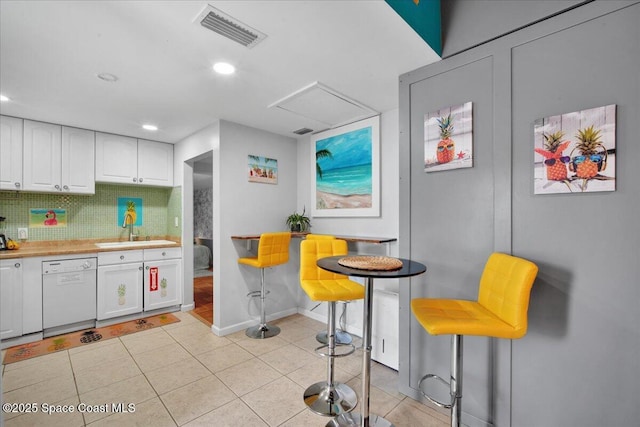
[[192, 272, 213, 326]]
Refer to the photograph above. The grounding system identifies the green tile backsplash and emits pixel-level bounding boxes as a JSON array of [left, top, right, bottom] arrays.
[[0, 184, 182, 241]]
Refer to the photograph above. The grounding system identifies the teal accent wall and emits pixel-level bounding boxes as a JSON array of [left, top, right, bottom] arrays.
[[385, 0, 442, 56], [0, 184, 181, 241]]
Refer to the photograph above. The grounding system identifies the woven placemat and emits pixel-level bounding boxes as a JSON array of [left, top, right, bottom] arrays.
[[338, 256, 403, 271]]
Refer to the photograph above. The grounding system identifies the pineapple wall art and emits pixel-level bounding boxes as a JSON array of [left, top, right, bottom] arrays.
[[117, 197, 143, 227], [534, 104, 616, 194], [424, 102, 473, 172]]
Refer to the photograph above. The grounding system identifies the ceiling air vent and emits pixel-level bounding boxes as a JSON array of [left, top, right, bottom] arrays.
[[293, 128, 313, 135], [194, 5, 266, 48]]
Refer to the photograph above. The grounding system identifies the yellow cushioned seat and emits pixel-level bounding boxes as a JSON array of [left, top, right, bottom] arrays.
[[238, 232, 291, 268], [411, 252, 538, 339], [300, 239, 364, 302]]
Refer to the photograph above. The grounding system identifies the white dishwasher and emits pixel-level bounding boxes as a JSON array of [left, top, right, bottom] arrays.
[[42, 257, 97, 337]]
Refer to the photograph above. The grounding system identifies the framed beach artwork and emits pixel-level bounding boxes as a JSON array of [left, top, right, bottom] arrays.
[[248, 155, 278, 184], [311, 116, 380, 217], [424, 102, 473, 172], [533, 104, 616, 194]]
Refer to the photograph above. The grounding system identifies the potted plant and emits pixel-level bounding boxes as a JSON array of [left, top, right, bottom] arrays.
[[286, 207, 311, 232]]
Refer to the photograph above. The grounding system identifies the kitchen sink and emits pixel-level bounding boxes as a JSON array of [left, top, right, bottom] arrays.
[[95, 240, 178, 249]]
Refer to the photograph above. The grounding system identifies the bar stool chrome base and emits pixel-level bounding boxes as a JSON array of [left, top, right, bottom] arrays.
[[245, 323, 280, 339], [316, 330, 353, 345], [327, 412, 394, 427], [304, 381, 357, 417]]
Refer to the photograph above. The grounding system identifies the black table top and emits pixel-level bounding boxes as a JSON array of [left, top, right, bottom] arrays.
[[317, 256, 426, 279]]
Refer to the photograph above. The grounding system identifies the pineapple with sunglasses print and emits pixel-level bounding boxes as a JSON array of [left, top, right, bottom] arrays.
[[570, 125, 607, 179], [436, 114, 455, 164], [535, 131, 571, 181]]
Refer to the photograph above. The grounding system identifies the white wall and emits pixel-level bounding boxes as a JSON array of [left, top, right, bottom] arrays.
[[174, 122, 220, 312], [175, 118, 298, 334], [216, 120, 298, 333]]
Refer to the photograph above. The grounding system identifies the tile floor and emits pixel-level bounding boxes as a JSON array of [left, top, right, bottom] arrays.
[[1, 312, 449, 426]]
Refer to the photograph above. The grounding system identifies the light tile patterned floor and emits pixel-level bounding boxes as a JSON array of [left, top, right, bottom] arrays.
[[1, 312, 449, 426]]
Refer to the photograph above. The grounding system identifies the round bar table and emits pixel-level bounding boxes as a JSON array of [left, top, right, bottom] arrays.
[[317, 256, 427, 427]]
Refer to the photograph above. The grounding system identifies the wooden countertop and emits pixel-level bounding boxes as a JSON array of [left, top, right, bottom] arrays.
[[230, 233, 396, 244], [0, 237, 181, 260]]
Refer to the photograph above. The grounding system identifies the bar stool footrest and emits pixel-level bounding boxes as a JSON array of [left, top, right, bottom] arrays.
[[314, 343, 356, 358], [246, 290, 270, 298], [418, 373, 454, 409]]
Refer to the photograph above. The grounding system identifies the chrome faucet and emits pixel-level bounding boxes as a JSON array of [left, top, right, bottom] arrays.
[[122, 212, 137, 241]]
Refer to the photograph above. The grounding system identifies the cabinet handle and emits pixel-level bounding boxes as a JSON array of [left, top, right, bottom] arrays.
[[133, 177, 137, 183], [139, 266, 143, 271], [139, 178, 143, 183], [162, 252, 166, 256], [120, 255, 125, 260], [55, 184, 61, 190], [15, 182, 20, 188], [14, 263, 21, 268], [63, 185, 69, 190], [145, 266, 150, 270]]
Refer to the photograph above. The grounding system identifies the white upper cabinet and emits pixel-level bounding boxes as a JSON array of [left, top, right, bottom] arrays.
[[137, 139, 173, 187], [96, 133, 173, 187], [0, 115, 23, 191], [23, 120, 62, 192], [62, 126, 95, 194], [95, 133, 138, 184], [22, 120, 95, 194]]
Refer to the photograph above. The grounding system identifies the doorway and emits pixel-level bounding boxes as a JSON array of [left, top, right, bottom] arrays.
[[190, 153, 213, 325]]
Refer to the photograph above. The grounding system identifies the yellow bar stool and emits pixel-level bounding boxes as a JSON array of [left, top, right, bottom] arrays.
[[306, 234, 354, 345], [300, 238, 365, 417], [411, 252, 538, 427], [238, 232, 292, 339]]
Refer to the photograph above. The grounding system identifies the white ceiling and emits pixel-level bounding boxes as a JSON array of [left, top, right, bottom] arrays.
[[0, 1, 440, 143]]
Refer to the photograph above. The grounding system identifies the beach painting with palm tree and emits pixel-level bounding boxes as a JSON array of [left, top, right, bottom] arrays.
[[311, 116, 380, 217]]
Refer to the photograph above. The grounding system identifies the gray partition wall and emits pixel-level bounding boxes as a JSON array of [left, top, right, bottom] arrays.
[[398, 2, 640, 427]]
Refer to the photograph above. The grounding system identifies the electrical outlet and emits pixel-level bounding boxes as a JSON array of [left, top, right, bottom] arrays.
[[18, 228, 28, 240]]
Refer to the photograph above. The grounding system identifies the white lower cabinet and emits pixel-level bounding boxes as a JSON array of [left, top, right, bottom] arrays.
[[1, 259, 23, 340], [143, 248, 182, 311], [97, 251, 144, 320], [97, 248, 181, 320]]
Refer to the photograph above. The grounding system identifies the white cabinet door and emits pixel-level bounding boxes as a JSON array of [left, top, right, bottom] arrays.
[[1, 259, 23, 340], [62, 126, 95, 194], [95, 132, 138, 184], [22, 120, 62, 192], [0, 115, 23, 191], [97, 262, 143, 320], [137, 139, 173, 187], [143, 258, 181, 311], [371, 290, 399, 370]]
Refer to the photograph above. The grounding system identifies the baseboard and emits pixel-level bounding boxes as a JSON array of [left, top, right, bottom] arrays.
[[181, 302, 195, 311], [1, 332, 44, 350]]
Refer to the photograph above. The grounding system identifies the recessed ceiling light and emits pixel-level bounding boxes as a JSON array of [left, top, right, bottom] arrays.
[[213, 62, 235, 75], [97, 73, 119, 82], [142, 124, 158, 131], [0, 94, 10, 102]]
